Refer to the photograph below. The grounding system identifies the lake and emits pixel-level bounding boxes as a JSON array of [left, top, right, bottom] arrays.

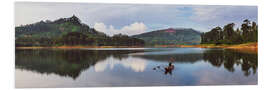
[[15, 48, 257, 88]]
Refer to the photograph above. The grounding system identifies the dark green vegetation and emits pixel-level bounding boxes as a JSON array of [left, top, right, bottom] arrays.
[[15, 15, 144, 47], [201, 19, 258, 45], [16, 49, 257, 79], [132, 28, 201, 45]]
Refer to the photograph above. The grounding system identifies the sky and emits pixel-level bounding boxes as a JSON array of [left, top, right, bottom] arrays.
[[15, 2, 257, 36]]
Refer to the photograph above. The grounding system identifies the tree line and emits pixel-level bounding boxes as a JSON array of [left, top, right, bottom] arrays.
[[15, 32, 145, 47], [201, 19, 258, 44]]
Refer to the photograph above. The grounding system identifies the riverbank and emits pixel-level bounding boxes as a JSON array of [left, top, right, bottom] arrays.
[[152, 42, 257, 53], [177, 42, 257, 53], [15, 46, 144, 49], [16, 43, 258, 53]]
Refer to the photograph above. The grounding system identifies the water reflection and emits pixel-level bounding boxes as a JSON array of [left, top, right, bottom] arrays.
[[133, 49, 257, 77], [15, 48, 257, 82], [15, 49, 146, 79], [202, 49, 257, 76], [94, 56, 147, 72]]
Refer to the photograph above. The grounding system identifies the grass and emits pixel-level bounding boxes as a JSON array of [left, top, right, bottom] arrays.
[[182, 42, 258, 53]]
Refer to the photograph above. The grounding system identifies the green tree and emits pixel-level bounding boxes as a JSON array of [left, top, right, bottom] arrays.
[[201, 19, 257, 45]]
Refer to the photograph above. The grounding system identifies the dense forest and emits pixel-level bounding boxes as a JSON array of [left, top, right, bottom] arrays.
[[15, 15, 144, 47], [201, 19, 258, 44]]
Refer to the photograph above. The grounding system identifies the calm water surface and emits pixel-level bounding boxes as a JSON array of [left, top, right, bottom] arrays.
[[15, 48, 257, 88]]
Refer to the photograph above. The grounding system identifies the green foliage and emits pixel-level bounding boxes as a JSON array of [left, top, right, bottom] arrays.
[[201, 19, 258, 45], [15, 15, 145, 47], [132, 28, 201, 45], [111, 34, 145, 46]]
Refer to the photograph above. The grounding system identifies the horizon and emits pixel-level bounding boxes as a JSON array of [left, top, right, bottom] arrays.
[[15, 2, 257, 36]]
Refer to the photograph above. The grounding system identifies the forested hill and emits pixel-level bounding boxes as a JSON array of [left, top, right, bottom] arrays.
[[132, 28, 201, 45], [15, 15, 144, 47], [15, 15, 104, 38]]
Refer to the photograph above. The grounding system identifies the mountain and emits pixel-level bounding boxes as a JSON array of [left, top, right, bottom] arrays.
[[15, 15, 105, 38], [15, 15, 144, 47], [132, 28, 201, 45]]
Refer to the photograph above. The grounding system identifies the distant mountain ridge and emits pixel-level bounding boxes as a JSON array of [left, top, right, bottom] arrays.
[[15, 15, 105, 39], [132, 28, 201, 45], [15, 15, 201, 46], [15, 15, 144, 46]]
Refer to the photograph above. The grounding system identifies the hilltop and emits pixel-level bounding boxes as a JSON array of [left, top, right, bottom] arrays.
[[132, 28, 201, 45], [15, 15, 144, 47], [15, 15, 104, 38]]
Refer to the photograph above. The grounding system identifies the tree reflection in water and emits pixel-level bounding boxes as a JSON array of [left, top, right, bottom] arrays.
[[15, 48, 257, 80], [15, 49, 145, 79], [140, 49, 257, 77], [203, 49, 257, 76]]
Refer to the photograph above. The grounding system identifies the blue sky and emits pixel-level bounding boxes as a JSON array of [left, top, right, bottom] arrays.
[[15, 2, 257, 36]]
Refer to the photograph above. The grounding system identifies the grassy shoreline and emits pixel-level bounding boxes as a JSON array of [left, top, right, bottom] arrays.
[[178, 42, 257, 53], [15, 45, 144, 49], [16, 43, 257, 53]]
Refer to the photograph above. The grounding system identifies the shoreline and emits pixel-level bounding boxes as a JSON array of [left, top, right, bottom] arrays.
[[16, 43, 257, 53], [177, 42, 258, 53], [15, 46, 145, 49]]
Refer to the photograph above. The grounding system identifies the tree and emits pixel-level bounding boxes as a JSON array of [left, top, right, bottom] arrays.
[[223, 23, 235, 39], [241, 19, 251, 42], [201, 27, 222, 44], [251, 22, 258, 42], [61, 32, 90, 46], [201, 19, 257, 45]]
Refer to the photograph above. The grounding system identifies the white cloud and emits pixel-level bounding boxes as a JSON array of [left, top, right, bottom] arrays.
[[93, 22, 107, 33], [94, 22, 147, 36]]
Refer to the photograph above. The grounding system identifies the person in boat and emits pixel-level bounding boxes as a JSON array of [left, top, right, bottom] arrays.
[[164, 62, 174, 75], [153, 58, 175, 75]]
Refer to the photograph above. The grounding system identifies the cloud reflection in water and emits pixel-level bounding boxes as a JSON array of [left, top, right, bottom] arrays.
[[94, 56, 147, 72]]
